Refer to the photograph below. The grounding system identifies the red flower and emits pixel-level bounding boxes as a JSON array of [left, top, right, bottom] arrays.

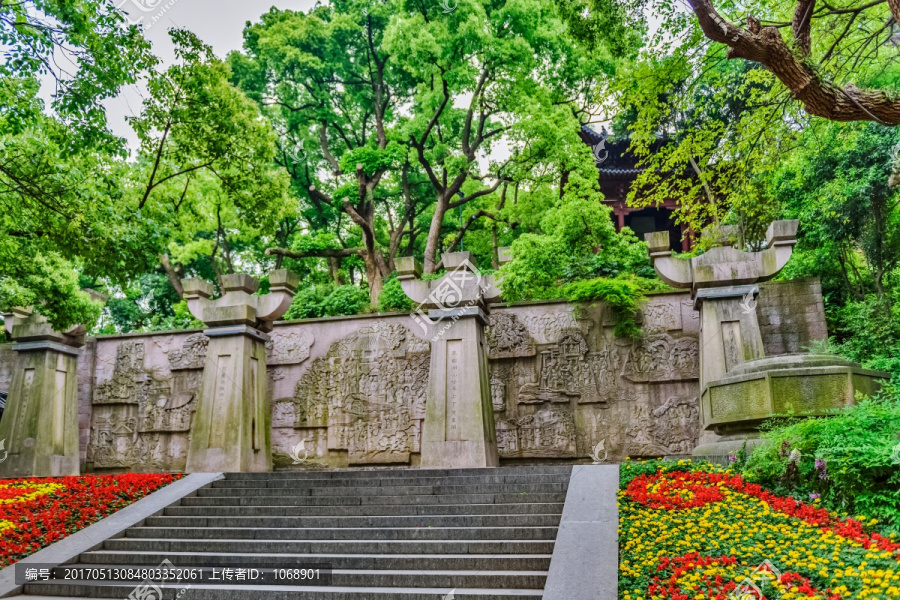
[[0, 473, 181, 567]]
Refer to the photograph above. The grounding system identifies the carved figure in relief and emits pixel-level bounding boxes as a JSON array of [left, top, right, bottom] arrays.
[[292, 322, 429, 463], [520, 313, 581, 344], [517, 328, 605, 405], [495, 404, 576, 458], [650, 396, 700, 455], [642, 303, 682, 333], [490, 375, 506, 412], [624, 334, 699, 382], [623, 396, 700, 457], [89, 340, 199, 471], [266, 330, 314, 365], [168, 334, 209, 370], [485, 313, 535, 358]]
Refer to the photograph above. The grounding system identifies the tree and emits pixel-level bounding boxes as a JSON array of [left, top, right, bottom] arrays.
[[385, 0, 626, 273], [229, 1, 422, 303], [0, 0, 155, 329], [687, 0, 900, 125], [127, 30, 292, 296]]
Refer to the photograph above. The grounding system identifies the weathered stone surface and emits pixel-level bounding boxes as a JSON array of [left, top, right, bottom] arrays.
[[699, 354, 888, 433], [0, 310, 85, 477], [397, 252, 502, 468], [182, 271, 298, 473], [284, 321, 428, 467], [647, 222, 886, 456], [490, 297, 701, 462], [87, 333, 203, 472], [421, 307, 499, 468], [0, 275, 837, 471], [185, 330, 271, 473], [757, 278, 828, 355]]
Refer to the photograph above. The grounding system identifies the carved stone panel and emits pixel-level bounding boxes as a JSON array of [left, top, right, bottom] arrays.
[[624, 395, 700, 457], [624, 334, 699, 383], [289, 322, 429, 465], [88, 339, 197, 472], [266, 330, 314, 365], [520, 313, 583, 345], [485, 314, 535, 359], [497, 404, 576, 458], [642, 302, 683, 333], [492, 302, 701, 460], [168, 334, 209, 370]]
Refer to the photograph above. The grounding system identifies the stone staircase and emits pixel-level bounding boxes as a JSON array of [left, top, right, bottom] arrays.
[[21, 465, 573, 599]]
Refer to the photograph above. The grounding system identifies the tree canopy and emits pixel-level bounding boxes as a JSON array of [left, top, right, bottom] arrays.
[[0, 0, 897, 375]]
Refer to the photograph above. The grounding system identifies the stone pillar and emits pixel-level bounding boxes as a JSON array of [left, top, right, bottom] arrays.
[[182, 270, 298, 473], [646, 221, 797, 387], [397, 252, 503, 468], [695, 285, 765, 389], [0, 308, 87, 477], [646, 221, 888, 455]]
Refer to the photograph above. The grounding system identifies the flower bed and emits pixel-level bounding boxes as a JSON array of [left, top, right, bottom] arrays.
[[0, 473, 180, 567], [620, 461, 900, 600]]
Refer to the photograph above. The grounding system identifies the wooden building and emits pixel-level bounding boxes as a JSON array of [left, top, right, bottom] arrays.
[[579, 125, 692, 251]]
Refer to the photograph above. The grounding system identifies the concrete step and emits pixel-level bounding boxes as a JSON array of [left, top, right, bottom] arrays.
[[102, 538, 556, 555], [143, 514, 562, 529], [212, 473, 570, 488], [14, 466, 572, 599], [226, 465, 573, 479], [19, 585, 544, 599], [204, 482, 567, 496], [162, 503, 563, 517], [124, 526, 560, 541], [180, 492, 567, 506], [80, 550, 552, 570], [193, 489, 563, 503]]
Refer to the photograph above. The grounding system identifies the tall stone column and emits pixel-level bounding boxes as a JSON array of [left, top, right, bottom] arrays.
[[0, 308, 88, 477], [397, 252, 502, 468], [182, 270, 298, 473]]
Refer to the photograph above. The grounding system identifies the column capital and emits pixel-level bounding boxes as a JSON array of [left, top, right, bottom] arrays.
[[181, 270, 299, 333]]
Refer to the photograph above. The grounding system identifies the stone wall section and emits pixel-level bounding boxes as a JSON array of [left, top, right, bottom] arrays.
[[0, 279, 828, 471], [757, 278, 827, 355]]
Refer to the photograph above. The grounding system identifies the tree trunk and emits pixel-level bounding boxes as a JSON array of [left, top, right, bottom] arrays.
[[160, 254, 184, 299], [328, 257, 345, 285], [423, 199, 448, 273]]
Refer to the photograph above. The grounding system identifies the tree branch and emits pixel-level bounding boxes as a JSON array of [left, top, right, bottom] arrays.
[[688, 0, 900, 124], [265, 247, 366, 259]]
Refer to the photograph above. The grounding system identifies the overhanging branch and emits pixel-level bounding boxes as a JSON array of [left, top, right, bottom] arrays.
[[688, 0, 900, 124]]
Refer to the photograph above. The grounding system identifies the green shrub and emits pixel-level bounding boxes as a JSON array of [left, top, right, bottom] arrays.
[[830, 294, 900, 376], [283, 284, 335, 320], [377, 274, 413, 313], [564, 276, 646, 338], [320, 284, 371, 317], [742, 395, 900, 533], [284, 284, 372, 319]]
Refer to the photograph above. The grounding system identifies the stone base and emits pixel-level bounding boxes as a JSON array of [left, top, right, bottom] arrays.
[[700, 354, 888, 433], [692, 433, 768, 459]]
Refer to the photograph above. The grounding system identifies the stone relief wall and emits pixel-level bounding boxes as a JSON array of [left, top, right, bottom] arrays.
[[487, 295, 701, 462], [0, 280, 827, 471], [273, 321, 428, 468], [86, 333, 204, 472]]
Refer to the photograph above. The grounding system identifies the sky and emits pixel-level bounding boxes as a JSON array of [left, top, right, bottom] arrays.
[[105, 0, 316, 150]]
